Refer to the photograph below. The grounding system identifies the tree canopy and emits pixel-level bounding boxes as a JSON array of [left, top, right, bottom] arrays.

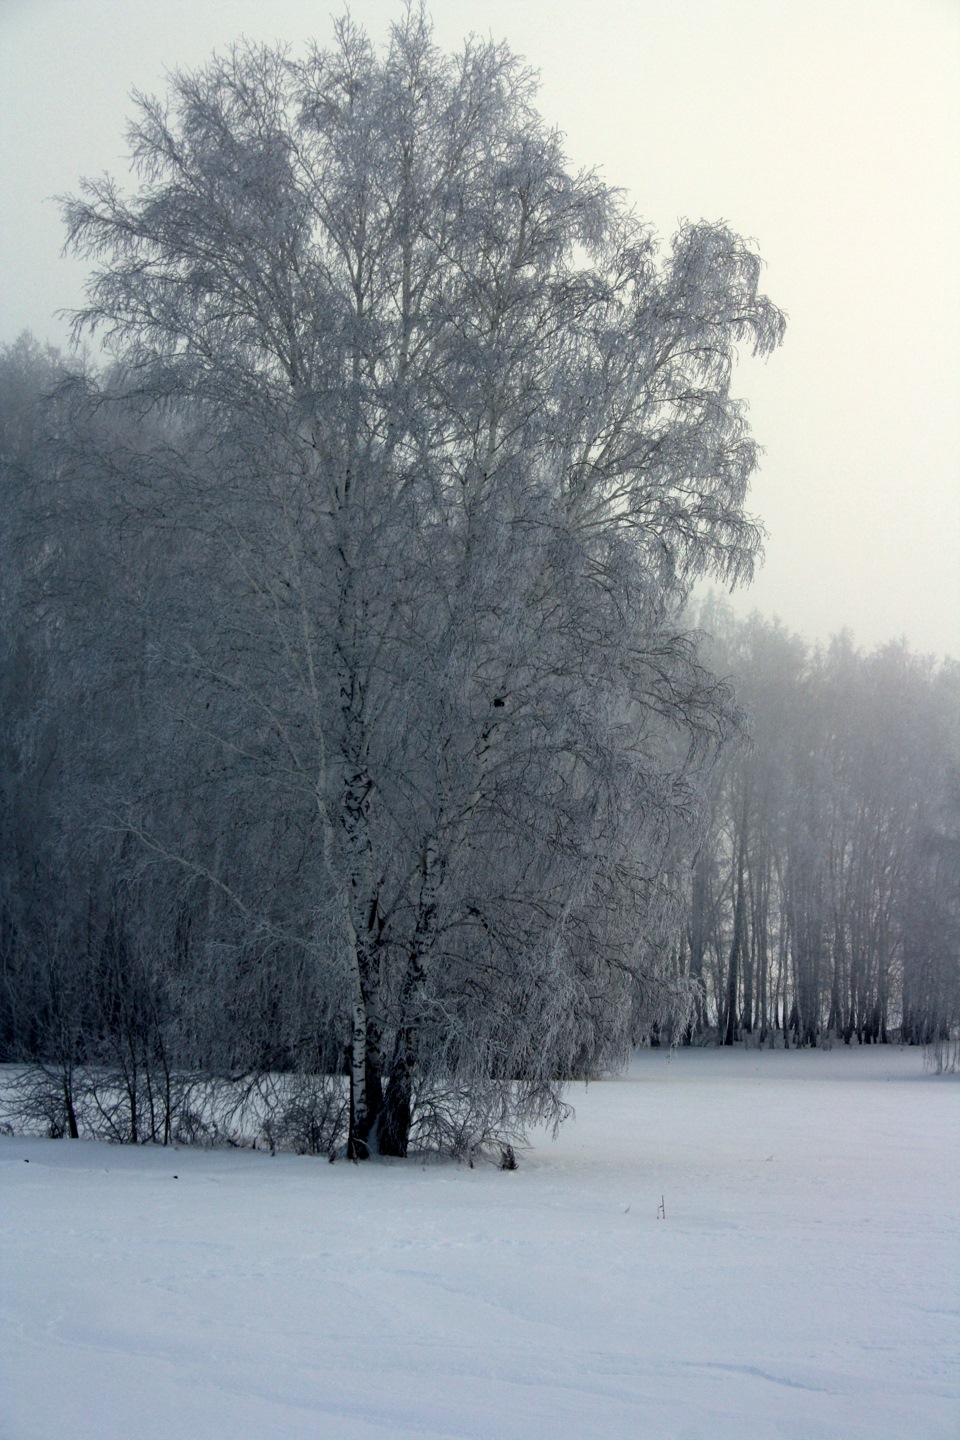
[[5, 10, 788, 1157]]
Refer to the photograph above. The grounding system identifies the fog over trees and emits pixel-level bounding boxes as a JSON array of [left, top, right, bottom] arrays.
[[669, 600, 959, 1054], [1, 13, 956, 1157]]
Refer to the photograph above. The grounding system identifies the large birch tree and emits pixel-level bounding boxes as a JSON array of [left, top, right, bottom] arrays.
[[63, 9, 784, 1156]]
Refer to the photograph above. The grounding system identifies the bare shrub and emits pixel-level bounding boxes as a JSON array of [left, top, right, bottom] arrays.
[[257, 1075, 348, 1156]]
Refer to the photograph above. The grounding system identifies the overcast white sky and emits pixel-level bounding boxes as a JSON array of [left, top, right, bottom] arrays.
[[2, 0, 958, 658]]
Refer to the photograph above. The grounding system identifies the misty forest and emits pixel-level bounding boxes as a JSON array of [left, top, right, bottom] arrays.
[[2, 13, 958, 1163]]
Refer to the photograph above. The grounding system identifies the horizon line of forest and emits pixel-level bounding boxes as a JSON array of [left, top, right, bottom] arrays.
[[4, 332, 956, 1152]]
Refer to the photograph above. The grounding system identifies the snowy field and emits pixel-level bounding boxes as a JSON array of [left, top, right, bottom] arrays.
[[1, 1047, 957, 1440]]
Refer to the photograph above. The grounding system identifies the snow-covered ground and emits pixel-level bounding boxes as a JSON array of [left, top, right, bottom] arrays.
[[1, 1046, 957, 1440]]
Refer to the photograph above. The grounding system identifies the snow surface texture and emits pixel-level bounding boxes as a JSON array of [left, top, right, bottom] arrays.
[[1, 1048, 957, 1440]]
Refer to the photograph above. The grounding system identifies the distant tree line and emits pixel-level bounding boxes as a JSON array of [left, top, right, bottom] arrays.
[[3, 329, 956, 1158], [667, 600, 960, 1051]]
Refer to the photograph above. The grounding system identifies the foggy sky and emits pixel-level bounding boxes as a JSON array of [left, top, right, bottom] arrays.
[[1, 0, 957, 658]]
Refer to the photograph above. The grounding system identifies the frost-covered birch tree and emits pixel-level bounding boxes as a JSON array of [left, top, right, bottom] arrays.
[[63, 9, 784, 1157]]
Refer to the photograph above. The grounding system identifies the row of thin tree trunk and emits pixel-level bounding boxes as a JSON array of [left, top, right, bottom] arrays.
[[678, 607, 959, 1047]]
